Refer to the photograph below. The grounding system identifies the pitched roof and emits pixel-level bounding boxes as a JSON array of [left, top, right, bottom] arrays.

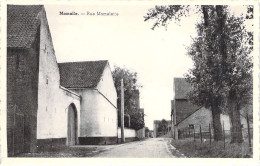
[[174, 77, 192, 99], [175, 100, 201, 124], [58, 60, 108, 88], [173, 77, 201, 124], [7, 5, 44, 48]]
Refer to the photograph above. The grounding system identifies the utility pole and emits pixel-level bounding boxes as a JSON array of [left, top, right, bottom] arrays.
[[121, 79, 125, 143]]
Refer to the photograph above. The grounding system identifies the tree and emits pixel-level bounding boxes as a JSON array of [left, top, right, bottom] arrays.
[[221, 15, 253, 143], [112, 66, 144, 130], [186, 13, 253, 143], [158, 119, 168, 136], [144, 5, 253, 142], [144, 5, 224, 140]]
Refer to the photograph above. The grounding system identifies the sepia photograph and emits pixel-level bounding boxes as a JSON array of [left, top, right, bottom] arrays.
[[1, 0, 259, 163]]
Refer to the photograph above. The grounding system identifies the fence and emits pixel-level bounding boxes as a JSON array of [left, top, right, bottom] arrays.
[[177, 116, 253, 152]]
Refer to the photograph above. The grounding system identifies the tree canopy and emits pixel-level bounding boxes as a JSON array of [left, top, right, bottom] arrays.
[[157, 119, 168, 136], [185, 8, 253, 143], [112, 65, 144, 130], [144, 5, 253, 142]]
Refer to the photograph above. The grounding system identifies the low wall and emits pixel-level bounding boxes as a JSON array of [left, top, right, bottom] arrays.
[[79, 137, 117, 145], [78, 128, 137, 145], [117, 128, 136, 138], [136, 128, 145, 138]]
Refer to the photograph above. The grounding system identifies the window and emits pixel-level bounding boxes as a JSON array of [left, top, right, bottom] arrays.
[[189, 124, 194, 129], [46, 76, 48, 84]]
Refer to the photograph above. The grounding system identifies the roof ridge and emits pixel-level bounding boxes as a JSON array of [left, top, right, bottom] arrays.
[[58, 60, 108, 64], [8, 4, 44, 7]]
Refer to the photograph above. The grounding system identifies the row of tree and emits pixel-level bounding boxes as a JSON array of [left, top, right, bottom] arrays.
[[144, 5, 253, 143], [112, 66, 145, 130]]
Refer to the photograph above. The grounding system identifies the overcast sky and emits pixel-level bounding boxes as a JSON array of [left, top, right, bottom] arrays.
[[45, 5, 250, 129]]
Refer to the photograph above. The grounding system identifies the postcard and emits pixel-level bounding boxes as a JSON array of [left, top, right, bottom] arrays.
[[0, 0, 259, 165]]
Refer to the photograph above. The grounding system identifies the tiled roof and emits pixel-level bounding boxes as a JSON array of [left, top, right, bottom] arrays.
[[174, 77, 192, 99], [176, 101, 201, 124], [58, 60, 108, 88], [175, 99, 200, 124], [7, 5, 43, 48]]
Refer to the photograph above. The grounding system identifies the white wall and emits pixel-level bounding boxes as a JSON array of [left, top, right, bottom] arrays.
[[220, 113, 231, 130], [96, 63, 117, 106], [178, 107, 231, 132], [136, 128, 145, 138], [178, 107, 248, 133], [74, 89, 117, 137], [118, 128, 136, 138], [37, 10, 81, 139], [37, 87, 81, 139]]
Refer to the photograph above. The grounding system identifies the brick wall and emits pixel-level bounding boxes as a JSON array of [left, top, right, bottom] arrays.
[[7, 46, 39, 155]]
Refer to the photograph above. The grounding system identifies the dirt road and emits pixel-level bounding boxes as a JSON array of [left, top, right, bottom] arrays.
[[92, 138, 176, 158], [17, 138, 181, 157]]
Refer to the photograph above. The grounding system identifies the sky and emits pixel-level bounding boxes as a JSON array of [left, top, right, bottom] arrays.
[[44, 5, 250, 130]]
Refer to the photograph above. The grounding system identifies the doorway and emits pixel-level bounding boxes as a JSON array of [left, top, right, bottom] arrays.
[[67, 104, 78, 146]]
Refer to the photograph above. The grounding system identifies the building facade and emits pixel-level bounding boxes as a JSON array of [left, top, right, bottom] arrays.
[[59, 61, 118, 144], [171, 77, 252, 140], [7, 5, 81, 156]]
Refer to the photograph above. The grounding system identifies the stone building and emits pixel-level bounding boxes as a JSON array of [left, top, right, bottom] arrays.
[[59, 61, 118, 145], [171, 77, 252, 140], [7, 5, 81, 156]]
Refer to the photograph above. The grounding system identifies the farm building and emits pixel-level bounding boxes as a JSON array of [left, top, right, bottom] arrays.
[[7, 5, 81, 156], [7, 4, 146, 156], [171, 77, 252, 140], [59, 61, 118, 144]]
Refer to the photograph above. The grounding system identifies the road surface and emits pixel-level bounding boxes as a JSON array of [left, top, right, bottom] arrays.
[[92, 138, 176, 158], [17, 138, 183, 157]]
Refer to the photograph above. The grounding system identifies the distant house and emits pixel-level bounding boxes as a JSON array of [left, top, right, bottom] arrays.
[[7, 5, 81, 156], [59, 61, 118, 144], [149, 130, 154, 138], [171, 78, 251, 140], [153, 120, 171, 138]]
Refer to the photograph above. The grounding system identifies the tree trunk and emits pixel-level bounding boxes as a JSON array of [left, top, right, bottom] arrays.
[[216, 5, 228, 79], [228, 95, 243, 143], [211, 101, 223, 141], [201, 6, 209, 26]]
